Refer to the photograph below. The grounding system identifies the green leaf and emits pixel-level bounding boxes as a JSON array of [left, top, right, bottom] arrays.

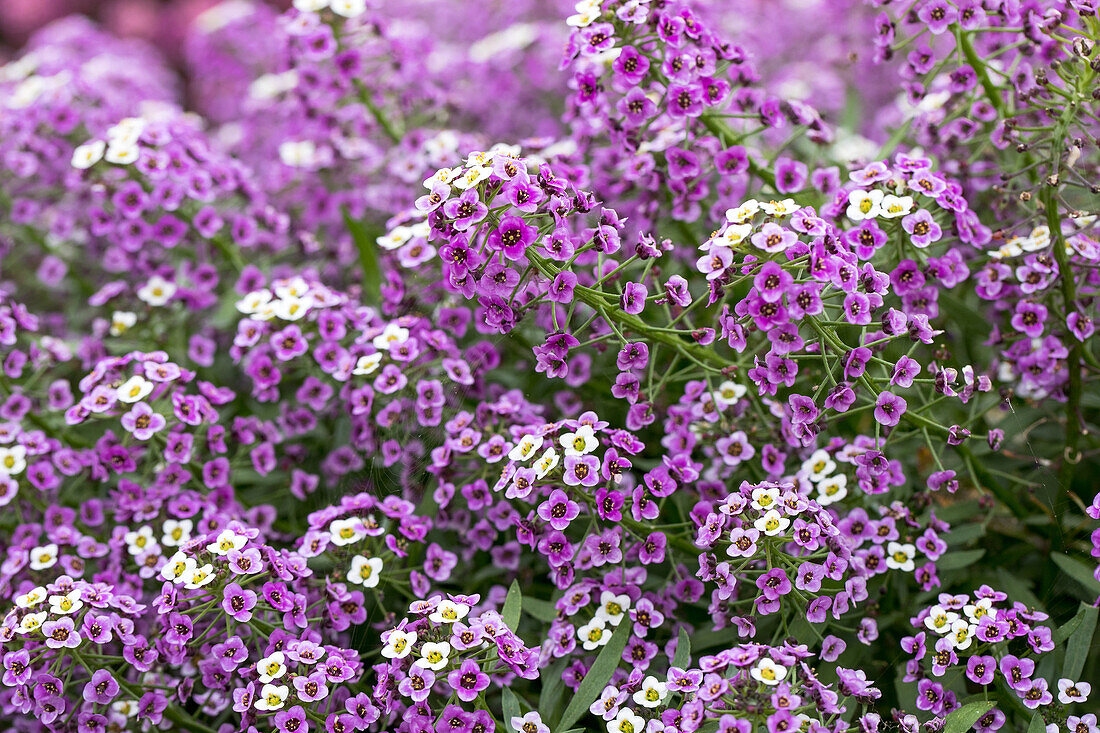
[[555, 619, 631, 733], [1054, 602, 1090, 644], [1052, 553, 1100, 595], [538, 657, 570, 727], [341, 206, 382, 302], [672, 626, 691, 669], [1026, 712, 1046, 733], [524, 596, 557, 623], [501, 687, 521, 731], [937, 549, 986, 570], [942, 701, 997, 733], [1062, 603, 1097, 680], [502, 580, 522, 632]]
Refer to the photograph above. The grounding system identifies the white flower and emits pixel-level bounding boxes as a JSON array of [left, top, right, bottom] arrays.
[[815, 474, 848, 506], [559, 425, 599, 456], [415, 641, 451, 671], [0, 445, 26, 476], [124, 525, 157, 556], [377, 227, 413, 251], [533, 448, 559, 479], [577, 616, 611, 651], [381, 629, 417, 659], [254, 683, 289, 711], [596, 591, 631, 626], [292, 0, 329, 10], [754, 509, 790, 537], [511, 712, 549, 733], [885, 541, 916, 572], [924, 605, 958, 634], [1057, 678, 1090, 705], [104, 143, 140, 165], [424, 167, 456, 187], [454, 165, 492, 190], [348, 555, 383, 587], [161, 519, 192, 547], [726, 200, 760, 223], [28, 543, 58, 570], [272, 295, 312, 321], [48, 590, 83, 616], [429, 599, 470, 624], [107, 118, 145, 146], [207, 529, 247, 556], [329, 0, 367, 17], [279, 140, 318, 168], [714, 380, 747, 408], [879, 194, 914, 219], [750, 657, 788, 686], [110, 311, 137, 336], [71, 140, 105, 169], [802, 450, 836, 482], [946, 618, 974, 650], [353, 353, 383, 376], [607, 708, 645, 733], [760, 198, 800, 217], [183, 563, 216, 590], [750, 486, 780, 512], [236, 289, 272, 315], [137, 276, 176, 307], [508, 434, 544, 462], [257, 652, 287, 683], [373, 324, 410, 351], [566, 0, 602, 27], [117, 375, 154, 404], [15, 586, 46, 608], [962, 597, 993, 623], [329, 518, 365, 546], [632, 675, 668, 708], [846, 189, 884, 221], [160, 552, 195, 583], [17, 612, 46, 635]]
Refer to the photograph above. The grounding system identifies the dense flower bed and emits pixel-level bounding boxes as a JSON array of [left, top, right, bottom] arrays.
[[0, 1, 1098, 732]]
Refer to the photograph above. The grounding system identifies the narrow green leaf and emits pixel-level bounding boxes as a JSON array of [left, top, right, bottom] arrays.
[[942, 701, 996, 733], [1062, 603, 1097, 680], [502, 580, 522, 632], [1053, 602, 1089, 645], [1052, 553, 1100, 595], [1026, 712, 1046, 733], [538, 657, 570, 727], [524, 596, 557, 623], [672, 626, 691, 669], [555, 620, 631, 733], [501, 687, 521, 730], [937, 549, 986, 570], [341, 206, 382, 302]]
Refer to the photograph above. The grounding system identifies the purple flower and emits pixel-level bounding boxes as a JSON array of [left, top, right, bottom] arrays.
[[120, 402, 166, 440], [488, 216, 537, 259], [447, 660, 489, 702], [756, 568, 792, 601], [442, 189, 488, 232], [1010, 301, 1047, 338], [966, 655, 996, 685], [901, 210, 942, 247], [42, 617, 81, 649], [82, 670, 119, 705], [293, 670, 329, 703], [398, 664, 435, 699], [918, 0, 958, 34], [563, 455, 601, 487], [621, 281, 647, 315], [221, 583, 258, 622], [538, 489, 581, 529], [873, 391, 906, 427], [547, 272, 577, 304]]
